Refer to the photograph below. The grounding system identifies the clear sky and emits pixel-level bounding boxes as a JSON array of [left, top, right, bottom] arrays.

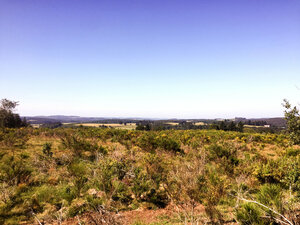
[[0, 0, 299, 118]]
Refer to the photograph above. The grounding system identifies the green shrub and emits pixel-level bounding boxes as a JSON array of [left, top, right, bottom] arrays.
[[0, 128, 29, 148], [156, 135, 181, 153], [61, 134, 106, 159], [137, 132, 181, 153], [281, 158, 300, 192], [207, 143, 239, 174], [0, 155, 32, 185], [68, 161, 89, 197], [254, 160, 282, 184], [111, 180, 132, 204], [57, 184, 77, 203], [285, 148, 300, 157], [257, 184, 283, 213], [95, 158, 128, 195], [137, 133, 158, 152], [42, 142, 53, 157], [236, 203, 263, 225]]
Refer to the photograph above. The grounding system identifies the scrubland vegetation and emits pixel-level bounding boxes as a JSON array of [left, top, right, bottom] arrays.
[[1, 127, 300, 224], [0, 99, 300, 224]]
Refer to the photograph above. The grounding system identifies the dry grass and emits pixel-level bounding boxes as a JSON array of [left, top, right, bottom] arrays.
[[31, 124, 41, 128], [165, 122, 179, 126], [244, 125, 264, 128]]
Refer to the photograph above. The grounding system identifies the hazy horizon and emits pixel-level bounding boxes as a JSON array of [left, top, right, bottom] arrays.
[[22, 114, 285, 121], [1, 0, 300, 119]]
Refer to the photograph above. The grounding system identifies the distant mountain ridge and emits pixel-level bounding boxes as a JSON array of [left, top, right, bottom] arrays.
[[25, 115, 114, 124], [24, 115, 163, 124]]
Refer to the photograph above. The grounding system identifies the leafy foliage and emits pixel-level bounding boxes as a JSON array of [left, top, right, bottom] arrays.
[[0, 99, 28, 128], [283, 99, 300, 145]]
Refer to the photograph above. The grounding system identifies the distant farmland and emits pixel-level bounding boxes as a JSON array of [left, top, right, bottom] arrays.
[[73, 122, 137, 129]]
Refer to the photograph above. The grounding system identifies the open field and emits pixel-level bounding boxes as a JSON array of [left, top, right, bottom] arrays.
[[164, 122, 179, 126], [74, 122, 137, 129], [31, 124, 41, 128], [164, 122, 206, 126], [244, 124, 266, 128], [1, 127, 300, 224], [194, 122, 205, 126]]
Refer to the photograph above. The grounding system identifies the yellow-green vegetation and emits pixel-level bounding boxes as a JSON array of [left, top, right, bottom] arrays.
[[0, 127, 299, 224]]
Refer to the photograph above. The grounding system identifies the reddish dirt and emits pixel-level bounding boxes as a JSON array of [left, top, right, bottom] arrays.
[[26, 204, 227, 225], [34, 206, 176, 225], [119, 206, 175, 225]]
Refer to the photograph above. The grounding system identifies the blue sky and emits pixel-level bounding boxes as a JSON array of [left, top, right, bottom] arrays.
[[0, 0, 299, 118]]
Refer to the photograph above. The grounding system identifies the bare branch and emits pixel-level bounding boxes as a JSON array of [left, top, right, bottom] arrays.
[[32, 212, 42, 225], [77, 215, 82, 225], [237, 196, 293, 225]]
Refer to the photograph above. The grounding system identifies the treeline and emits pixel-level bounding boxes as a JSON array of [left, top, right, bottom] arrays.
[[136, 121, 209, 131], [211, 120, 244, 132], [136, 120, 287, 134], [243, 120, 268, 126], [136, 120, 244, 132], [0, 99, 28, 128]]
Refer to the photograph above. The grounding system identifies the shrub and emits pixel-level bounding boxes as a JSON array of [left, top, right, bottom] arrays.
[[254, 160, 282, 184], [61, 134, 106, 159], [236, 203, 263, 225], [285, 148, 300, 157], [137, 133, 158, 152], [0, 155, 32, 185], [257, 184, 283, 213], [42, 142, 53, 157], [156, 134, 181, 153], [207, 142, 239, 174], [0, 128, 29, 148], [137, 132, 181, 153], [96, 158, 128, 195], [68, 161, 89, 197]]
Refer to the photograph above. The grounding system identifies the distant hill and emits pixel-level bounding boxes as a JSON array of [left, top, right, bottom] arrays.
[[24, 115, 107, 124], [23, 115, 157, 124]]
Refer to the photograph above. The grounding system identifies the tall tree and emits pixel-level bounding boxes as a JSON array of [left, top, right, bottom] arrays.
[[283, 99, 300, 145]]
